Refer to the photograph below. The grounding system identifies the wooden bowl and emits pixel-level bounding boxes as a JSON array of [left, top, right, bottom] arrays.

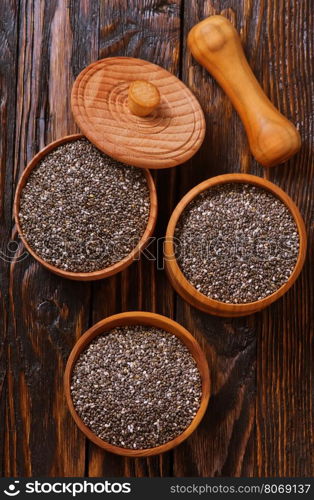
[[165, 174, 307, 317], [14, 134, 157, 281], [64, 311, 210, 457]]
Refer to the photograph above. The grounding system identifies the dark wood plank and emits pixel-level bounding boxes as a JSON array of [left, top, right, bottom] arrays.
[[172, 305, 256, 477], [175, 0, 313, 477], [4, 0, 99, 476], [0, 0, 19, 477], [88, 0, 182, 478], [255, 0, 314, 477], [173, 1, 262, 477], [1, 0, 312, 478]]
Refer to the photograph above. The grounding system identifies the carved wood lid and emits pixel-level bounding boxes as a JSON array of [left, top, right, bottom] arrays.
[[71, 57, 205, 169]]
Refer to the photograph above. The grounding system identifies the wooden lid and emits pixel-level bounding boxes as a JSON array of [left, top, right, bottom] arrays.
[[71, 57, 205, 169]]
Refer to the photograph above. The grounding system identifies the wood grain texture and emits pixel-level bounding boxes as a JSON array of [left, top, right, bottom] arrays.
[[176, 0, 313, 478], [0, 0, 313, 478], [173, 1, 261, 476], [0, 0, 19, 478], [71, 57, 205, 168], [254, 0, 314, 477], [4, 0, 99, 476], [173, 305, 257, 476], [88, 0, 182, 478]]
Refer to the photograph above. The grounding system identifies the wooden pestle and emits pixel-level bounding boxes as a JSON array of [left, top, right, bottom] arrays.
[[188, 15, 301, 167]]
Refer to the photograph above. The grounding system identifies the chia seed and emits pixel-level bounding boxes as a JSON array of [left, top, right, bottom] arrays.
[[71, 325, 202, 449], [175, 183, 299, 303], [19, 138, 150, 272]]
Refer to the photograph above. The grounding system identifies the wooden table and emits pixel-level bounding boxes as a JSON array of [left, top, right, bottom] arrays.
[[1, 0, 313, 477]]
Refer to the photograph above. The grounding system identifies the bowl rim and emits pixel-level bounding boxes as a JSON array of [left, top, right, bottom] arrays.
[[13, 134, 158, 281], [64, 311, 210, 457], [164, 173, 307, 315]]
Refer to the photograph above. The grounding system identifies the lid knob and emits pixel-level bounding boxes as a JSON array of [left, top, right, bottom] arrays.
[[128, 80, 160, 117]]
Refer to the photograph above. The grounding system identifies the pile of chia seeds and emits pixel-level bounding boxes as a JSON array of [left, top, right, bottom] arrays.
[[71, 325, 202, 449], [175, 183, 299, 303], [19, 138, 150, 272]]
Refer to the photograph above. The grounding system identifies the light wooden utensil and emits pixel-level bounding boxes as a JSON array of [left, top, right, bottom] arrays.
[[64, 311, 210, 457], [71, 57, 206, 169], [14, 134, 158, 281], [188, 15, 301, 167], [164, 174, 307, 317]]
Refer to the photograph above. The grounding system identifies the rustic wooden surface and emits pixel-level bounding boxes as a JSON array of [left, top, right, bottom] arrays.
[[0, 0, 313, 477]]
